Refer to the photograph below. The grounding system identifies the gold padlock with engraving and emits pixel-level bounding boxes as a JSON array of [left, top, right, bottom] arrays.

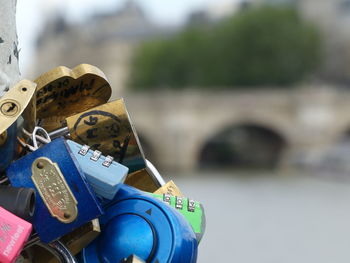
[[34, 64, 112, 131], [48, 98, 163, 191], [65, 99, 146, 173]]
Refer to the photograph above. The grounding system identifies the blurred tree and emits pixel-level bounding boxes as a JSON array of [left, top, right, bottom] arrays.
[[129, 6, 321, 90]]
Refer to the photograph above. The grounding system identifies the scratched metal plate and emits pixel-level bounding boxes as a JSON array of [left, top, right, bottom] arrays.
[[66, 99, 146, 173], [35, 64, 112, 131]]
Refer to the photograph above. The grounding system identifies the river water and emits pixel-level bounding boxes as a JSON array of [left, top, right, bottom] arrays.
[[166, 171, 350, 263]]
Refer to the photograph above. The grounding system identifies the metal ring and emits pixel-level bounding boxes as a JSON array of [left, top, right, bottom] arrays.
[[49, 241, 78, 263]]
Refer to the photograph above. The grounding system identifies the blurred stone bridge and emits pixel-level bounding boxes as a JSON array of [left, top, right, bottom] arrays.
[[120, 87, 350, 171]]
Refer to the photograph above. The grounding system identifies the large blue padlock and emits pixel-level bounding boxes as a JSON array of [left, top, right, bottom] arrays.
[[6, 137, 104, 243], [80, 184, 198, 263], [0, 123, 17, 172]]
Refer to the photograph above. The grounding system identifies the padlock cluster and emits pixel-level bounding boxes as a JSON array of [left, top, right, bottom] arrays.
[[0, 64, 205, 263]]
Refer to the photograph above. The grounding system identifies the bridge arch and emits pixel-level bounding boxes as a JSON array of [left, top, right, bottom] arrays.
[[197, 122, 288, 170]]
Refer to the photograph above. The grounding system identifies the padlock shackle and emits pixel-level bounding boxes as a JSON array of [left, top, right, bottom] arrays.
[[145, 159, 166, 187], [23, 241, 78, 263], [49, 241, 78, 263]]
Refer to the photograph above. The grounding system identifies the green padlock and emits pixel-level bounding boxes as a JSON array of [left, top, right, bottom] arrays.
[[150, 193, 206, 243]]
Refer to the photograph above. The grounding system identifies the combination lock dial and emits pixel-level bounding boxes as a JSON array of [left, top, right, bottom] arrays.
[[81, 184, 198, 263]]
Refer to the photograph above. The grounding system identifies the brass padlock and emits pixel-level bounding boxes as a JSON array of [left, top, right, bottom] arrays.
[[44, 97, 162, 191], [50, 99, 147, 174], [60, 219, 101, 255], [0, 79, 37, 135], [34, 64, 112, 131], [124, 160, 166, 192], [66, 99, 144, 171], [124, 168, 159, 192], [153, 180, 184, 197], [0, 80, 36, 171]]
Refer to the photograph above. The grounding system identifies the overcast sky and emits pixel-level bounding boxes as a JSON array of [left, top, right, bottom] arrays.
[[16, 0, 239, 74]]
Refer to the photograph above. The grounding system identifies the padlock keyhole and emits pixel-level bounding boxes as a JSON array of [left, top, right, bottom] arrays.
[[64, 212, 71, 219], [6, 103, 16, 113], [1, 101, 19, 116]]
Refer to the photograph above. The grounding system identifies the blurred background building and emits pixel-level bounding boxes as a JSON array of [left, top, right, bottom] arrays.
[[16, 0, 350, 262], [26, 0, 350, 174], [31, 1, 174, 94]]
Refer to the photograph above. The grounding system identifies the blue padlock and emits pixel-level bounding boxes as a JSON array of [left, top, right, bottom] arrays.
[[80, 184, 198, 263], [0, 122, 17, 172], [66, 140, 129, 200], [6, 137, 104, 243]]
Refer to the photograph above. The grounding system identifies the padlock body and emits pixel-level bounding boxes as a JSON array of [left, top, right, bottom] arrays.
[[66, 140, 129, 200], [80, 184, 198, 263], [6, 137, 103, 243], [0, 207, 32, 263], [151, 193, 205, 243]]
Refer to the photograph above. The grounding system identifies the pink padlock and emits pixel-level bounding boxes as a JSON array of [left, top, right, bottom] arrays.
[[0, 206, 32, 263]]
